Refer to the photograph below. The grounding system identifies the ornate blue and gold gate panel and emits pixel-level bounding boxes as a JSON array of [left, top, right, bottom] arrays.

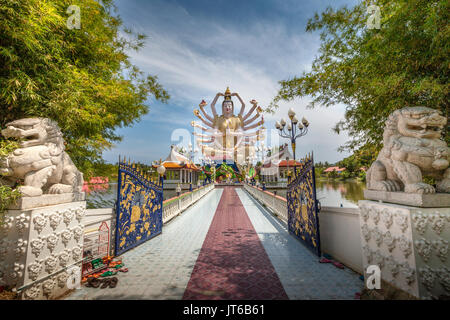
[[286, 153, 321, 256], [115, 158, 163, 256]]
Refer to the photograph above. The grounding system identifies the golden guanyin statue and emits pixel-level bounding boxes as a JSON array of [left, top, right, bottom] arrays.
[[191, 87, 265, 164]]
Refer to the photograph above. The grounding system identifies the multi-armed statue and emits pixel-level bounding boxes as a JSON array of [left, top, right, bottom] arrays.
[[191, 87, 265, 164]]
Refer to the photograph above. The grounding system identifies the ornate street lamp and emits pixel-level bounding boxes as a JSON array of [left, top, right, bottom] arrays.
[[275, 107, 309, 163], [187, 142, 198, 191], [157, 161, 166, 189]]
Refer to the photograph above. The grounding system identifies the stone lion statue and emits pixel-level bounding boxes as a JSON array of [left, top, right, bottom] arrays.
[[0, 118, 83, 197], [366, 106, 449, 194]]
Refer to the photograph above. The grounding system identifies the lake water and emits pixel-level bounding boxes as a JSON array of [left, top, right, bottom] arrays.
[[85, 183, 199, 209], [85, 179, 366, 209], [270, 179, 365, 208]]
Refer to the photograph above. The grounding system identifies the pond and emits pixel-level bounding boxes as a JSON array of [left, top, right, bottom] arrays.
[[85, 179, 366, 209], [84, 183, 199, 209], [269, 179, 366, 208]]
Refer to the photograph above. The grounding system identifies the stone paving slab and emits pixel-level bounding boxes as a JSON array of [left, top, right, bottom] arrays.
[[235, 188, 363, 300], [66, 189, 223, 300], [66, 186, 363, 300], [183, 187, 288, 300]]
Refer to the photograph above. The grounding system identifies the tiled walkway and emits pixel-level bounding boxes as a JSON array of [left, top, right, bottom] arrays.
[[183, 187, 288, 300], [66, 187, 363, 300]]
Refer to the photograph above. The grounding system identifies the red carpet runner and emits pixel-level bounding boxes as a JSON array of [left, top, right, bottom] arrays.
[[183, 187, 288, 300]]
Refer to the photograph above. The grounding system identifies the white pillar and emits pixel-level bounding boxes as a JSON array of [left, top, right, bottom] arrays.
[[1, 200, 86, 300]]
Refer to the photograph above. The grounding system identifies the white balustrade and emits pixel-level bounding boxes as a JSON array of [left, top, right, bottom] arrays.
[[243, 184, 288, 222], [162, 184, 215, 224]]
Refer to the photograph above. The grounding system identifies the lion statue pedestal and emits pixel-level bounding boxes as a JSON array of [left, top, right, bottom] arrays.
[[358, 107, 449, 299], [0, 118, 86, 300]]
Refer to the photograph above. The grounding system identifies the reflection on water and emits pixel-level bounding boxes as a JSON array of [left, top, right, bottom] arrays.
[[272, 179, 365, 208], [86, 180, 366, 209], [85, 183, 197, 209]]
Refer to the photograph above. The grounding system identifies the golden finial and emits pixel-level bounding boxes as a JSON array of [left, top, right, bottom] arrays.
[[224, 87, 232, 101], [132, 162, 136, 169]]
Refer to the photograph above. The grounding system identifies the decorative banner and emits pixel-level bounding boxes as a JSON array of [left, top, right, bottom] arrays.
[[115, 158, 163, 256], [286, 154, 321, 256]]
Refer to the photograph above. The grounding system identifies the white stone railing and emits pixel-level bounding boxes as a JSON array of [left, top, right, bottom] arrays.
[[162, 184, 215, 224], [82, 184, 215, 256], [244, 184, 288, 222], [243, 184, 363, 273]]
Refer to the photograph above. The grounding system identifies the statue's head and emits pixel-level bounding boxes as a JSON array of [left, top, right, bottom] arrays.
[[389, 107, 447, 140], [1, 118, 64, 149], [222, 86, 234, 117], [222, 100, 234, 117]]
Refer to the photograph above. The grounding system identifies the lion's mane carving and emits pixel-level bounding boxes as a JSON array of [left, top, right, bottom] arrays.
[[366, 106, 449, 194], [0, 118, 83, 197]]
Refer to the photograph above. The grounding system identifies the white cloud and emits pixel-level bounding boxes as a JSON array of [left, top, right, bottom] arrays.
[[106, 0, 351, 164]]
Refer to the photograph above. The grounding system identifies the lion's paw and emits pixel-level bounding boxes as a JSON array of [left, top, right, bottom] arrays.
[[405, 183, 436, 194], [380, 180, 402, 192], [436, 179, 450, 193], [19, 186, 43, 197], [48, 184, 73, 194]]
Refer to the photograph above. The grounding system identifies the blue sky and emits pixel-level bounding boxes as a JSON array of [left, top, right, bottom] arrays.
[[103, 0, 360, 165]]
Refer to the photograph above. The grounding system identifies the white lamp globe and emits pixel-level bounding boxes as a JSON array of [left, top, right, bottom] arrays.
[[288, 108, 296, 118], [292, 115, 299, 124], [280, 118, 286, 126], [157, 164, 166, 176]]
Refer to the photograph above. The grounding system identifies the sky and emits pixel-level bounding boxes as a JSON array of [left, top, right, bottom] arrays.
[[102, 0, 360, 165]]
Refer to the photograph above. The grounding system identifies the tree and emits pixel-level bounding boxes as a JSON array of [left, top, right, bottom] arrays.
[[0, 0, 169, 177], [268, 0, 449, 154]]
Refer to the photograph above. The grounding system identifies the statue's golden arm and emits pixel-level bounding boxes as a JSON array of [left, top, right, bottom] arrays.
[[243, 119, 264, 131], [242, 105, 256, 121], [193, 110, 214, 128], [191, 121, 209, 131], [200, 105, 214, 122], [193, 132, 212, 139], [232, 93, 246, 116], [242, 100, 259, 121], [210, 93, 223, 117], [197, 138, 215, 143], [244, 113, 261, 126]]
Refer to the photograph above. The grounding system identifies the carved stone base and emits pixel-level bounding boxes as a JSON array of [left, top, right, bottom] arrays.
[[364, 190, 450, 208], [8, 192, 86, 210], [358, 200, 450, 299], [0, 201, 86, 300]]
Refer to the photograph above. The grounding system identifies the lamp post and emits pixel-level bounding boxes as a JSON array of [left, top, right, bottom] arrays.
[[157, 161, 166, 189], [187, 142, 198, 191], [275, 108, 309, 162]]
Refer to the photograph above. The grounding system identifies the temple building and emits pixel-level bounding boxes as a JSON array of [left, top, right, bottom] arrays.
[[154, 145, 201, 189], [259, 144, 303, 184]]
